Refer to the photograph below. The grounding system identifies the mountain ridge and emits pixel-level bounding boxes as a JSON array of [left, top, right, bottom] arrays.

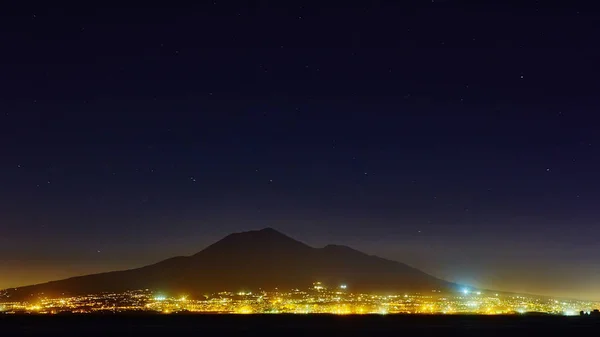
[[2, 228, 460, 301]]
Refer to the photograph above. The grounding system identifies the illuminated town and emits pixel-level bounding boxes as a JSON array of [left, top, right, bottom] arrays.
[[1, 282, 598, 316]]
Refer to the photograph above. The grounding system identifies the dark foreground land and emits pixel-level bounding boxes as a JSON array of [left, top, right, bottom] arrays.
[[2, 314, 600, 336]]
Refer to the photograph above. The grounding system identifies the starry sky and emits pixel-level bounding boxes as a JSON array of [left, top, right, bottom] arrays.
[[1, 1, 599, 300]]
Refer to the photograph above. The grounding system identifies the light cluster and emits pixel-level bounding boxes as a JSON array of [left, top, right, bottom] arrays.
[[1, 284, 597, 316]]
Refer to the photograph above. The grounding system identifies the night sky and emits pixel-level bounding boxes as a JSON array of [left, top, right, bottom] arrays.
[[1, 2, 599, 300]]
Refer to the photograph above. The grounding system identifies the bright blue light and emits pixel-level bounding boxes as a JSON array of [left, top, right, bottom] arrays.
[[462, 288, 469, 295]]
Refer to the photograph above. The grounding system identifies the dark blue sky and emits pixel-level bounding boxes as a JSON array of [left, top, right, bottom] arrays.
[[1, 1, 599, 299]]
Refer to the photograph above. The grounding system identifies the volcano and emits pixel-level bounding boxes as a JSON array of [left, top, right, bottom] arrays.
[[3, 228, 459, 300]]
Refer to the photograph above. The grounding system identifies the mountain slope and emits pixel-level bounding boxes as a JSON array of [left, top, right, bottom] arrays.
[[2, 228, 458, 301]]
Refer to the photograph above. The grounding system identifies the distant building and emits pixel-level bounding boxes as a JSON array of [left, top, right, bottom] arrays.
[[579, 309, 600, 317]]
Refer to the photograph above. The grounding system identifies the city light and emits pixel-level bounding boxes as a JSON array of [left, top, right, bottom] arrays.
[[1, 285, 598, 316]]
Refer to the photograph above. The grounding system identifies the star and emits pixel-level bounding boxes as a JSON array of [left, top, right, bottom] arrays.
[[546, 168, 551, 172]]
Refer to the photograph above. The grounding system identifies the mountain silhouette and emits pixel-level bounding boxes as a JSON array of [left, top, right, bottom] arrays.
[[3, 228, 459, 300]]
